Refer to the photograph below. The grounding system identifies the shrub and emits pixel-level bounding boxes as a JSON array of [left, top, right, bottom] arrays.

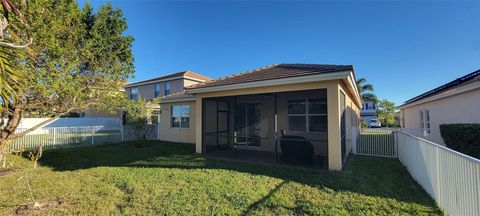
[[440, 124, 480, 159], [360, 119, 368, 128]]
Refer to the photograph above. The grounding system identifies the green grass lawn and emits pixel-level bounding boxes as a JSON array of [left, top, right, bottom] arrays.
[[0, 141, 442, 215]]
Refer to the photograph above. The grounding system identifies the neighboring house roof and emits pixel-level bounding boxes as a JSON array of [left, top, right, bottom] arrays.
[[158, 91, 195, 103], [124, 71, 212, 88], [186, 64, 353, 90], [401, 69, 480, 107]]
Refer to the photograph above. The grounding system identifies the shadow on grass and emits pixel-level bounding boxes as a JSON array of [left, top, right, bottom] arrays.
[[36, 140, 440, 213]]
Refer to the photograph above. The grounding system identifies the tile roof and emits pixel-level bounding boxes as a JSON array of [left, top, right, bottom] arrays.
[[186, 64, 353, 90], [124, 71, 212, 87], [158, 91, 195, 103], [402, 69, 480, 106]]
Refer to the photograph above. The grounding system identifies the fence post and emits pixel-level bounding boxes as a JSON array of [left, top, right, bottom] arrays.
[[394, 130, 398, 157], [91, 127, 94, 145], [53, 128, 56, 146], [435, 147, 441, 205], [351, 127, 357, 154], [121, 125, 125, 142]]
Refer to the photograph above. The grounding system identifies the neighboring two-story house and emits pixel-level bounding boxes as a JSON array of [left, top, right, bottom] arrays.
[[124, 71, 212, 100], [360, 99, 377, 122], [123, 71, 212, 124]]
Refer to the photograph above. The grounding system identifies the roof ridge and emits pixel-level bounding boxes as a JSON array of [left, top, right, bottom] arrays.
[[279, 63, 352, 68]]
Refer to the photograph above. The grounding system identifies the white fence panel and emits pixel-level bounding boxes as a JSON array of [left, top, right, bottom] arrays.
[[8, 126, 122, 151], [351, 127, 396, 157], [8, 124, 160, 152], [397, 131, 480, 216], [6, 117, 122, 133]]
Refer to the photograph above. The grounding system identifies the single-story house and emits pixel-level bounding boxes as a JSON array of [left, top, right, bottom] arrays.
[[399, 69, 480, 145], [159, 64, 361, 170]]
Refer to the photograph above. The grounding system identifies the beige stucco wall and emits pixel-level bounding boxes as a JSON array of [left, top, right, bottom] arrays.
[[184, 79, 202, 88], [338, 81, 361, 164], [159, 100, 196, 144], [193, 79, 361, 170], [400, 81, 480, 145]]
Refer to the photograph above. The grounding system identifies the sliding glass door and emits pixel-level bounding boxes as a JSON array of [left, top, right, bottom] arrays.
[[234, 103, 261, 148]]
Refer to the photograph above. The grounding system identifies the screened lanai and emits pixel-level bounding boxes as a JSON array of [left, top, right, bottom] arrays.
[[202, 89, 329, 169]]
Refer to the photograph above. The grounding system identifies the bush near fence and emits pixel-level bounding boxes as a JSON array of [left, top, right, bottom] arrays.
[[440, 124, 480, 159]]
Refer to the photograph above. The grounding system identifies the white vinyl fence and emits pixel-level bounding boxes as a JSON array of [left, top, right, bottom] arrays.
[[352, 127, 480, 216], [397, 131, 480, 216], [351, 127, 397, 157], [8, 126, 122, 151], [12, 117, 122, 130], [7, 124, 159, 152]]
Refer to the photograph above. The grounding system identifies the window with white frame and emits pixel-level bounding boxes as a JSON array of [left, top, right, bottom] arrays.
[[155, 83, 161, 97], [288, 98, 327, 132], [425, 110, 430, 135], [419, 110, 424, 129], [130, 87, 139, 100], [419, 109, 431, 135], [171, 105, 190, 128], [165, 82, 171, 95]]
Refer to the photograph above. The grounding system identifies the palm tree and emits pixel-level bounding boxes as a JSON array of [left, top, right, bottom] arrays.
[[0, 0, 28, 112], [356, 78, 378, 103]]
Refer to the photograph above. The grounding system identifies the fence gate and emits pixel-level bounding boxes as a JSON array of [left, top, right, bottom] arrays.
[[352, 127, 397, 157]]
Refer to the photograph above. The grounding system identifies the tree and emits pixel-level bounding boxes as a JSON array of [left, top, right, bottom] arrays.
[[377, 99, 397, 127], [0, 0, 31, 113], [356, 78, 378, 103], [0, 1, 134, 162], [124, 97, 159, 141]]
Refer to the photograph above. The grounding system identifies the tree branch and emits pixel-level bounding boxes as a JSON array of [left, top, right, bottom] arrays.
[[0, 37, 32, 48]]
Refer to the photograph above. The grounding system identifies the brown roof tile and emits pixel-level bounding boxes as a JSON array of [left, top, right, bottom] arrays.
[[186, 64, 353, 90], [158, 91, 195, 102]]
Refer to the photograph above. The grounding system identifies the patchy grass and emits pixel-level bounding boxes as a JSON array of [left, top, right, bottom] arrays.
[[0, 141, 442, 215]]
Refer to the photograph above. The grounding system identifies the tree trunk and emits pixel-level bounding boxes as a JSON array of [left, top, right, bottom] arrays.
[[0, 105, 22, 167]]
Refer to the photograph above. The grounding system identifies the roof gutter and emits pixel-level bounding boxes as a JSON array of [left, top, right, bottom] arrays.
[[159, 97, 196, 104], [186, 70, 352, 94]]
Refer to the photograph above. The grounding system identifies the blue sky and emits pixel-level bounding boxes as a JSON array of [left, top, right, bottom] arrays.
[[78, 0, 480, 105]]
